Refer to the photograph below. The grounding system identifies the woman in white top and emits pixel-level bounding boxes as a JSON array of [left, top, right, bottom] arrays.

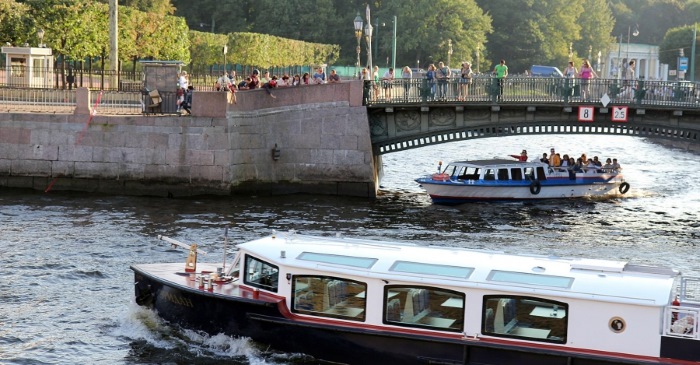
[[401, 66, 412, 101]]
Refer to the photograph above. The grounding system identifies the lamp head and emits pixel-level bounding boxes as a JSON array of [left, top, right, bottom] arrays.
[[353, 13, 363, 32], [37, 28, 45, 40]]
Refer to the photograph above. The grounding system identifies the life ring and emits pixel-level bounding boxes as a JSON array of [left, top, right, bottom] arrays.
[[529, 180, 541, 195], [619, 182, 630, 194], [432, 173, 450, 181]]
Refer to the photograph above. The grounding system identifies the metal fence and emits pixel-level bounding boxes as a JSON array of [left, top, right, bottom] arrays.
[[0, 87, 75, 113], [364, 77, 700, 108]]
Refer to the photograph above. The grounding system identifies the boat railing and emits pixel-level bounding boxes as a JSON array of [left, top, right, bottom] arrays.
[[681, 276, 700, 305], [663, 306, 699, 339]]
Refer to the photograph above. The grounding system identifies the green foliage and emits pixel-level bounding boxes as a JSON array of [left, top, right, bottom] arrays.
[[188, 30, 228, 70], [660, 25, 699, 77], [228, 32, 339, 68], [0, 0, 34, 46]]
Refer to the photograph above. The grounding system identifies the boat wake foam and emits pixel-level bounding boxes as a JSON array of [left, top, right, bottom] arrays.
[[112, 301, 296, 364]]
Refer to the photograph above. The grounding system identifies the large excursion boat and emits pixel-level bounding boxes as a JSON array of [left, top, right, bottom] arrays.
[[131, 231, 700, 365], [415, 159, 629, 204]]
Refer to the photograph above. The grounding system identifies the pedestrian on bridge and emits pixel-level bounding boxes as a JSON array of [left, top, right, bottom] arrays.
[[493, 59, 508, 101]]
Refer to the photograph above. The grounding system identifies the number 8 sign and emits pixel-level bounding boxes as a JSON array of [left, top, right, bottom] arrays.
[[611, 106, 628, 122], [578, 106, 594, 122]]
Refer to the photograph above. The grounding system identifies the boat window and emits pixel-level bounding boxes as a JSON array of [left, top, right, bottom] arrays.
[[383, 285, 464, 332], [484, 169, 496, 181], [487, 270, 574, 289], [524, 167, 535, 180], [536, 166, 547, 180], [243, 255, 279, 292], [510, 168, 523, 181], [497, 168, 509, 180], [390, 261, 474, 279], [297, 252, 378, 269], [482, 295, 568, 344], [458, 167, 480, 180], [291, 275, 366, 322]]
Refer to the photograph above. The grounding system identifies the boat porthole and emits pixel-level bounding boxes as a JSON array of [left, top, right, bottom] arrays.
[[619, 182, 630, 194], [529, 181, 541, 195], [609, 317, 626, 333]]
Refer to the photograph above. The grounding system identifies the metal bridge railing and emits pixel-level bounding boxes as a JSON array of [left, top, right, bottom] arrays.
[[364, 77, 700, 108], [91, 90, 144, 115]]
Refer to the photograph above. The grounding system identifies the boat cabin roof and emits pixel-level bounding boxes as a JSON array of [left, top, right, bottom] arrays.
[[446, 159, 546, 168], [237, 233, 677, 306]]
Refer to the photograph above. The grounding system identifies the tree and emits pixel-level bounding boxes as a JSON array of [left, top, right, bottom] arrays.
[[660, 25, 699, 78], [96, 0, 175, 15], [574, 0, 615, 63], [0, 0, 34, 48], [478, 0, 582, 73]]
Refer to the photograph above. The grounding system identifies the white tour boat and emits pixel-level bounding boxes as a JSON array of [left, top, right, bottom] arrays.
[[131, 230, 700, 364], [415, 159, 629, 204]]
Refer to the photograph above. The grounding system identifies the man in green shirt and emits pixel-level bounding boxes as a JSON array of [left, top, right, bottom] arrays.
[[493, 59, 508, 101]]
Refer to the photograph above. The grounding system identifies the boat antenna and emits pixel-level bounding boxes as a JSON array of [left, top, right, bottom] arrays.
[[223, 226, 229, 271]]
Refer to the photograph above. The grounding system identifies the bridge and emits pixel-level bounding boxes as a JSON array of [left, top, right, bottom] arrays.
[[364, 77, 700, 155]]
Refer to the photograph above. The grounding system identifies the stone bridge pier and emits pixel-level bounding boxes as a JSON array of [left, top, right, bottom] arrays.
[[224, 81, 378, 197], [0, 82, 380, 198]]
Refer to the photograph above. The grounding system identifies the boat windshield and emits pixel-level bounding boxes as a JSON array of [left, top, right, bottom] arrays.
[[456, 166, 480, 180]]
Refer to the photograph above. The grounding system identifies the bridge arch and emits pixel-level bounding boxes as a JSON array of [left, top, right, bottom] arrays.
[[368, 105, 700, 155]]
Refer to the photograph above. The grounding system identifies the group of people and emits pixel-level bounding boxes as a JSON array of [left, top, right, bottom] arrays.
[[562, 59, 601, 100], [361, 60, 476, 101], [175, 67, 342, 112], [511, 148, 622, 173], [176, 71, 193, 115]]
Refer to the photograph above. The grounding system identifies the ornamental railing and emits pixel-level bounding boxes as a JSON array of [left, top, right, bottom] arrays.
[[363, 77, 700, 108]]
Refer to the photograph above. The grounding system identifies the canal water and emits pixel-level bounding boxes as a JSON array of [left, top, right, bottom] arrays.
[[1, 135, 699, 364]]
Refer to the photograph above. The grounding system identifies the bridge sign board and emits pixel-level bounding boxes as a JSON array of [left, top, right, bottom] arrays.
[[578, 106, 594, 122], [611, 106, 629, 122]]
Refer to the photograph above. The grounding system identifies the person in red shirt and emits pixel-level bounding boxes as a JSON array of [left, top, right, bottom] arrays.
[[509, 150, 528, 161]]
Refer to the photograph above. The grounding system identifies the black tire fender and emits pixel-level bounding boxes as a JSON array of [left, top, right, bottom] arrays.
[[619, 182, 630, 194], [530, 180, 541, 195]]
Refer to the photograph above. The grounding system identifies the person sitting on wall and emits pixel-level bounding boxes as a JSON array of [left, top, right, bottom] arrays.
[[263, 75, 278, 99], [328, 69, 341, 83]]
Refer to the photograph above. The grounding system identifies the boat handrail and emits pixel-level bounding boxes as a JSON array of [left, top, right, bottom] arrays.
[[157, 235, 208, 255], [663, 305, 700, 339]]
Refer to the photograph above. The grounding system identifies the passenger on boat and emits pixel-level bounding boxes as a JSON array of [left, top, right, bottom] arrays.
[[585, 159, 597, 173], [592, 156, 602, 167], [560, 154, 570, 167], [573, 158, 583, 172], [580, 153, 588, 165], [549, 148, 561, 167], [510, 150, 528, 161], [540, 153, 549, 164], [603, 158, 613, 171], [612, 158, 622, 172]]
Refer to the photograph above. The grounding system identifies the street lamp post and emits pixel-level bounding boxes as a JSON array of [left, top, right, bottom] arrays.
[[626, 25, 639, 68], [447, 39, 453, 68], [476, 45, 480, 73], [353, 13, 363, 76], [365, 5, 373, 74], [597, 51, 602, 73], [588, 45, 592, 61], [37, 28, 45, 48], [569, 43, 573, 61], [222, 45, 227, 73], [391, 15, 397, 71]]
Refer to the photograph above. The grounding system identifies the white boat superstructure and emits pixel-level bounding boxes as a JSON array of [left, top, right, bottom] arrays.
[[416, 159, 628, 203], [132, 231, 700, 364]]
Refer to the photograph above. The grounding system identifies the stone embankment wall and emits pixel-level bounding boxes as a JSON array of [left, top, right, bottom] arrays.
[[0, 81, 376, 197]]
